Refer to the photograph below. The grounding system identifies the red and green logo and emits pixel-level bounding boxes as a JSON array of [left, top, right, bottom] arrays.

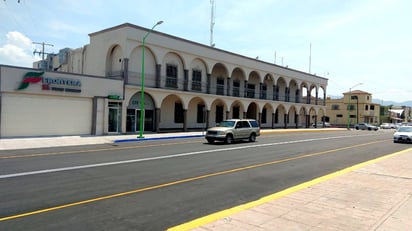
[[17, 71, 44, 90]]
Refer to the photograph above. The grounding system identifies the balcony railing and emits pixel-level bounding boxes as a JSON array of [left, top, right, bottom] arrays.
[[124, 71, 325, 106]]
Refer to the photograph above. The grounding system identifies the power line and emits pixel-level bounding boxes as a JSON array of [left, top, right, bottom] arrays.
[[33, 41, 53, 61]]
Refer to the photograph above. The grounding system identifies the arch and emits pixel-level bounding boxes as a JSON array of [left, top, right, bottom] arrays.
[[189, 58, 208, 93], [276, 77, 287, 102], [246, 102, 259, 120], [261, 103, 274, 128], [298, 107, 307, 128], [309, 84, 317, 105], [106, 44, 123, 78], [162, 52, 185, 90], [318, 86, 326, 106], [230, 67, 246, 97], [289, 79, 299, 103], [274, 104, 287, 128], [160, 94, 185, 129], [287, 106, 298, 128], [246, 71, 260, 99], [210, 63, 229, 95], [187, 97, 207, 129], [126, 92, 156, 132], [210, 98, 228, 125], [262, 74, 274, 100], [129, 46, 157, 87], [301, 82, 309, 104], [309, 106, 317, 126], [229, 100, 246, 119]]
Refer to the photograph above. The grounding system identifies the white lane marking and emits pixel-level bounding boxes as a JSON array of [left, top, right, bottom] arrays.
[[0, 134, 369, 179]]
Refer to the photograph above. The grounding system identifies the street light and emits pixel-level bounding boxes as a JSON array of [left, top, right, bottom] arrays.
[[347, 82, 363, 129], [139, 20, 163, 138]]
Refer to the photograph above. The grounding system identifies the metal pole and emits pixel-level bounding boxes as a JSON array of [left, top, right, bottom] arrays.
[[139, 21, 163, 138], [347, 83, 363, 130], [347, 88, 352, 130]]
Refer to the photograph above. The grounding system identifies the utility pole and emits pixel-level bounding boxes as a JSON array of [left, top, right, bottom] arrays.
[[33, 42, 54, 70], [33, 42, 54, 61]]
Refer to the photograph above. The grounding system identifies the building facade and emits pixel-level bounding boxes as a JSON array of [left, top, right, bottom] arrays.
[[0, 23, 328, 138], [326, 90, 380, 127]]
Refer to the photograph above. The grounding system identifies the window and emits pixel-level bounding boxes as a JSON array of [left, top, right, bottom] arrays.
[[166, 64, 178, 88], [197, 104, 205, 123], [192, 69, 202, 91], [232, 80, 240, 97], [370, 105, 375, 110], [337, 114, 343, 118], [246, 84, 255, 98], [174, 103, 184, 123], [331, 105, 340, 110], [216, 78, 224, 95], [261, 84, 267, 99], [365, 105, 369, 110], [347, 105, 355, 110]]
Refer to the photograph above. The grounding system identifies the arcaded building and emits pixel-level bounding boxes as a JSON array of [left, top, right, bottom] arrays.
[[0, 23, 328, 137]]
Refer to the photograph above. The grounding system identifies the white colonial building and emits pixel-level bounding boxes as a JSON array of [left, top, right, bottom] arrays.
[[0, 23, 328, 138]]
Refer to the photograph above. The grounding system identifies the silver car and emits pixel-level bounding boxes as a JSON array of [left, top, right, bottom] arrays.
[[354, 123, 379, 131], [205, 119, 260, 144], [393, 126, 412, 143]]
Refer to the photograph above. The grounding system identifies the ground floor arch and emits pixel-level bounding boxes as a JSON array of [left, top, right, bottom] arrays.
[[121, 88, 326, 133], [126, 92, 156, 133], [246, 102, 259, 120]]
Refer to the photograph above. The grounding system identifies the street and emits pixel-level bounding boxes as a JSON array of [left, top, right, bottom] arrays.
[[0, 130, 408, 230]]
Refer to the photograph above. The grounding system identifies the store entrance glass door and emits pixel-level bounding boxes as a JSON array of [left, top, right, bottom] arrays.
[[108, 102, 122, 133], [126, 109, 154, 133]]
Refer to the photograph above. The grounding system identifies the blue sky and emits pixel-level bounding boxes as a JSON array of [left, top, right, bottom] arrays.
[[1, 0, 411, 103]]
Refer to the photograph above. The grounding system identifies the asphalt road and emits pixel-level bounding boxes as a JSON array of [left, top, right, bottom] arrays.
[[0, 129, 409, 230]]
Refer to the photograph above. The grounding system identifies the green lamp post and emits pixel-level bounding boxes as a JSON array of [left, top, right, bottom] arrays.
[[139, 20, 163, 138]]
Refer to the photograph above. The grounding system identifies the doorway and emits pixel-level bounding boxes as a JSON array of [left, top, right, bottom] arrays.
[[126, 109, 154, 133]]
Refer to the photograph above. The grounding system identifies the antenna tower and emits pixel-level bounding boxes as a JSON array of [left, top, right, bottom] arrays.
[[210, 0, 216, 47]]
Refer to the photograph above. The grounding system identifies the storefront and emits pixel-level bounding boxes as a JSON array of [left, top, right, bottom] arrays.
[[0, 65, 123, 138]]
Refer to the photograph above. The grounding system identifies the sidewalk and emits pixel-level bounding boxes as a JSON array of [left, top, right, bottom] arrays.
[[171, 149, 412, 231], [1, 129, 411, 230]]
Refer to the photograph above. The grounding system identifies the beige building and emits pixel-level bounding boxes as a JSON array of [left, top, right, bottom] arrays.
[[326, 90, 380, 127], [0, 23, 328, 138]]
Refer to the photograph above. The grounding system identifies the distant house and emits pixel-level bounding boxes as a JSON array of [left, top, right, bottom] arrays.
[[326, 90, 380, 127]]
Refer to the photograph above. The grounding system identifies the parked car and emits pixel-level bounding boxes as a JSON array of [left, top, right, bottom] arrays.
[[380, 123, 392, 129], [205, 119, 260, 144], [312, 122, 331, 128], [354, 123, 379, 131], [393, 126, 412, 143]]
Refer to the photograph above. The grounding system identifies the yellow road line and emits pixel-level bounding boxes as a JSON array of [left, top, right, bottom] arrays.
[[168, 146, 412, 231], [0, 140, 385, 222]]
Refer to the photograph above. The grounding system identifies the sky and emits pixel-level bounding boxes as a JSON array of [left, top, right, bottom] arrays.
[[1, 0, 411, 103]]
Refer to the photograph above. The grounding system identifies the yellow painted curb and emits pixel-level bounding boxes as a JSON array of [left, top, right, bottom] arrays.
[[167, 147, 412, 231]]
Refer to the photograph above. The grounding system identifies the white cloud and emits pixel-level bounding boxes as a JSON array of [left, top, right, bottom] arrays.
[[0, 31, 39, 67]]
